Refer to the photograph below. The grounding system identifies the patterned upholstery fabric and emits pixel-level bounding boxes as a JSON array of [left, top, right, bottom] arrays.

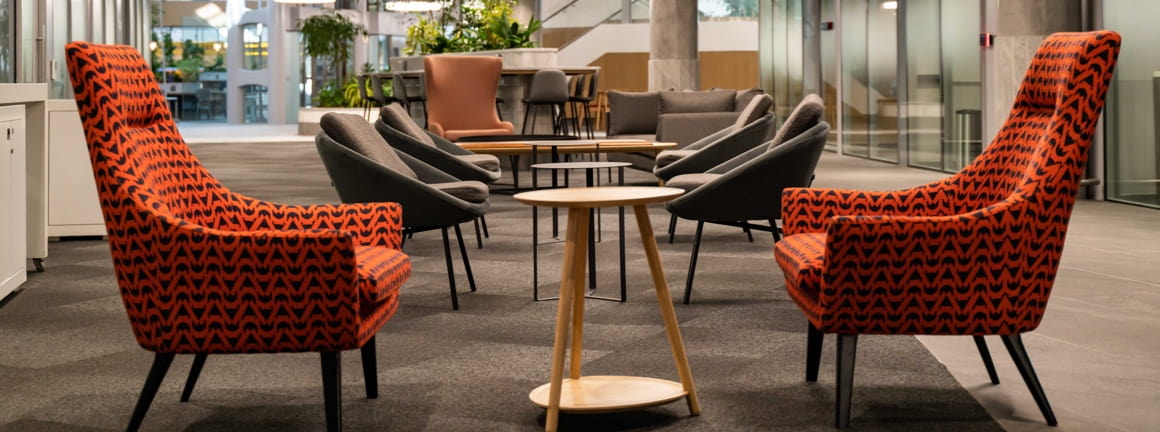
[[774, 32, 1121, 335], [65, 41, 411, 354]]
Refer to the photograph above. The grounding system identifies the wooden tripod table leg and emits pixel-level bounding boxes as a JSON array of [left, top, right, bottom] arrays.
[[545, 208, 590, 432], [632, 204, 701, 416]]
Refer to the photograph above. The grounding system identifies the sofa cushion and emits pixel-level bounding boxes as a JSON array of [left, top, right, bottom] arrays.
[[607, 91, 660, 135], [655, 150, 697, 169], [733, 94, 774, 129], [380, 103, 436, 147], [430, 181, 490, 203], [456, 154, 501, 171], [734, 88, 765, 112], [665, 173, 722, 192], [660, 90, 735, 114], [320, 113, 418, 179]]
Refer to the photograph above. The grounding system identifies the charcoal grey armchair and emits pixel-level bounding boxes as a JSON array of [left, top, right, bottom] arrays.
[[653, 94, 776, 182], [665, 102, 827, 304], [376, 103, 499, 247], [316, 113, 488, 310]]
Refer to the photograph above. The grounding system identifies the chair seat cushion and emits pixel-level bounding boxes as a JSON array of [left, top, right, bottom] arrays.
[[431, 181, 490, 203], [456, 154, 501, 172], [774, 233, 826, 325], [445, 128, 514, 141], [655, 150, 696, 169], [665, 173, 722, 192], [355, 245, 411, 303]]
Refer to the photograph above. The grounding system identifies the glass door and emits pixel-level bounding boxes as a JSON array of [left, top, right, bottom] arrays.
[[840, 0, 869, 157], [1104, 0, 1160, 208], [866, 0, 898, 162]]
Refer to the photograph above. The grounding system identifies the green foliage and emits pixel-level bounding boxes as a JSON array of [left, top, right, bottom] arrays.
[[723, 0, 758, 17], [175, 57, 203, 83], [182, 39, 205, 59], [404, 0, 541, 55], [300, 11, 368, 89], [314, 78, 365, 108], [207, 53, 226, 72]]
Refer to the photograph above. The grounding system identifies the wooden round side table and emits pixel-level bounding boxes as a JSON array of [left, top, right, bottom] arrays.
[[513, 186, 701, 432]]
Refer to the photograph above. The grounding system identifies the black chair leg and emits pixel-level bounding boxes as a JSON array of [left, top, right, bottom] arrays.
[[480, 215, 490, 238], [806, 324, 823, 382], [454, 224, 477, 293], [128, 353, 176, 432], [1001, 334, 1058, 426], [835, 334, 858, 428], [742, 223, 753, 242], [668, 213, 678, 244], [769, 219, 781, 242], [360, 336, 379, 399], [180, 353, 207, 402], [441, 227, 460, 310], [521, 102, 532, 135], [473, 218, 484, 249], [320, 351, 342, 432], [682, 221, 704, 305], [974, 335, 1000, 384]]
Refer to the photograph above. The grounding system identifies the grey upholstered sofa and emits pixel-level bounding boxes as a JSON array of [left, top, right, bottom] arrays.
[[606, 88, 766, 171]]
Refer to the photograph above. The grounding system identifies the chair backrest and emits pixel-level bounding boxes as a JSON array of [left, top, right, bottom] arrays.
[[767, 94, 823, 149], [356, 74, 370, 102], [379, 103, 436, 147], [585, 71, 600, 100], [321, 113, 419, 179], [733, 94, 774, 130], [391, 73, 408, 100], [526, 69, 569, 104], [370, 75, 388, 104], [424, 55, 505, 130]]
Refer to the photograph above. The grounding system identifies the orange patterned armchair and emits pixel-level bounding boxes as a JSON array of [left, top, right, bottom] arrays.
[[66, 42, 411, 432], [774, 31, 1120, 427]]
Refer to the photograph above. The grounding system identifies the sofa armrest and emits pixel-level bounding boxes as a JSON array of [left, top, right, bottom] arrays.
[[657, 112, 740, 147]]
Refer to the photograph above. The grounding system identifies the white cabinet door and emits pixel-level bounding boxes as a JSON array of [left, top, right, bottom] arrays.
[[1, 105, 28, 301], [46, 107, 104, 236]]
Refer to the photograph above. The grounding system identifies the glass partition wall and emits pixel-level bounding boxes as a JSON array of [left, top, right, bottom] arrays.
[[1103, 0, 1160, 208]]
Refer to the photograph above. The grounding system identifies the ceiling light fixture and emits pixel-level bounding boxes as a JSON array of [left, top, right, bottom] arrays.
[[383, 0, 444, 12], [881, 1, 898, 10]]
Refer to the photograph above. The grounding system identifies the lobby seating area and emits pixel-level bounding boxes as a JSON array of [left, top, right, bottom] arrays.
[[1, 31, 1156, 432]]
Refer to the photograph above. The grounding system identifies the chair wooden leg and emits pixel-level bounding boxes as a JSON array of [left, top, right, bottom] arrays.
[[360, 336, 379, 399], [682, 221, 704, 305], [320, 351, 342, 432], [668, 213, 678, 244], [835, 334, 858, 428], [1001, 334, 1057, 426], [454, 224, 477, 293], [180, 353, 207, 402], [127, 353, 175, 432], [974, 335, 1000, 384], [806, 324, 823, 382], [441, 227, 460, 310]]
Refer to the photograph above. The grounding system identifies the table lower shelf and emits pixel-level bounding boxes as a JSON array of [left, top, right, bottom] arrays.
[[528, 376, 688, 414]]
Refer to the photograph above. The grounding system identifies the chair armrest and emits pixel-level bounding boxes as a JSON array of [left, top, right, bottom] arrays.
[[654, 114, 775, 181], [656, 112, 739, 146], [818, 197, 1045, 334], [781, 177, 959, 236], [142, 213, 373, 352], [429, 122, 446, 138], [429, 132, 473, 155], [224, 193, 403, 250], [376, 121, 499, 183], [666, 122, 827, 221]]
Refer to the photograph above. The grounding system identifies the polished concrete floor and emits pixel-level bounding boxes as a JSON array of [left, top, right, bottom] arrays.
[[171, 123, 1160, 431]]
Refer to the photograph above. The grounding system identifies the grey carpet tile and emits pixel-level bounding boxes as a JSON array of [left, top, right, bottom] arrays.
[[0, 142, 1004, 431]]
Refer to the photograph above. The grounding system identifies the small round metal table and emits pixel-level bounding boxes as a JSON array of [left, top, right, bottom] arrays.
[[513, 186, 701, 432]]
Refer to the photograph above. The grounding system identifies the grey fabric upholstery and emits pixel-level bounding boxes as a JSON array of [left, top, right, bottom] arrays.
[[653, 113, 776, 182], [381, 103, 435, 146], [769, 93, 825, 149], [734, 88, 765, 112], [315, 132, 488, 229], [733, 94, 774, 129], [606, 91, 660, 135], [320, 113, 418, 179], [375, 107, 502, 183], [605, 152, 658, 172], [431, 181, 490, 203], [656, 112, 740, 146], [665, 173, 721, 192], [659, 90, 736, 113], [655, 150, 697, 169], [665, 122, 829, 222], [526, 69, 569, 104], [456, 154, 500, 171]]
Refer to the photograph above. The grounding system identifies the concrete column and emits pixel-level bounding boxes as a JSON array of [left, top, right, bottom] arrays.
[[648, 0, 698, 91], [981, 0, 1082, 141]]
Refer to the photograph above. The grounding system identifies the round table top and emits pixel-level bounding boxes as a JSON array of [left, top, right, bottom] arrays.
[[531, 161, 632, 170], [514, 187, 684, 208]]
